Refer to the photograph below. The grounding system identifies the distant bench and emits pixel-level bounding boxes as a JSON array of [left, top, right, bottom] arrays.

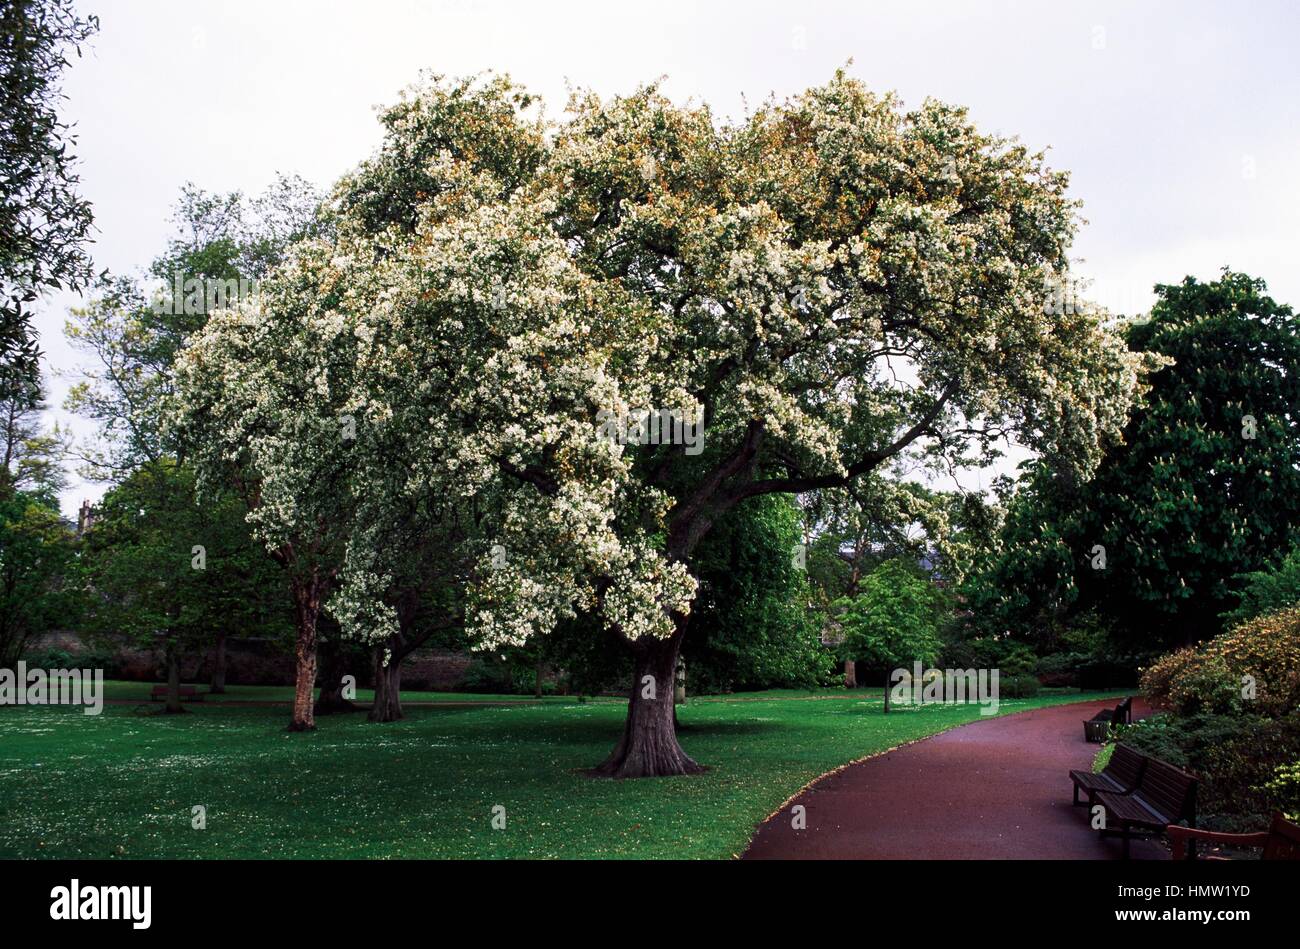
[[150, 685, 203, 702], [1083, 696, 1132, 743]]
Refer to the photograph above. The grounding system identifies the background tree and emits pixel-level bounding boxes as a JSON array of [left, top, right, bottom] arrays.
[[1080, 272, 1300, 642], [833, 557, 948, 711], [0, 484, 76, 669], [967, 271, 1300, 650], [65, 176, 320, 479], [0, 0, 98, 405], [1, 372, 67, 496], [78, 462, 291, 710], [682, 494, 833, 694], [0, 367, 74, 669], [66, 179, 320, 706], [803, 480, 953, 686]]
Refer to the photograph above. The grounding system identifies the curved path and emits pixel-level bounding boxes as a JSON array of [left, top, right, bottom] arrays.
[[743, 697, 1165, 860]]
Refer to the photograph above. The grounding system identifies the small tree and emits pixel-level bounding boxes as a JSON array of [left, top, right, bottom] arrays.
[[834, 558, 947, 711], [79, 462, 290, 710]]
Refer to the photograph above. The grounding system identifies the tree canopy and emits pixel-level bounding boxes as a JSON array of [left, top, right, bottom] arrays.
[[174, 71, 1147, 774], [0, 0, 98, 403]]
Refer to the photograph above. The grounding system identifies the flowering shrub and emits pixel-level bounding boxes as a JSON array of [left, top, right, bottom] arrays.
[[1260, 760, 1300, 821], [1138, 645, 1199, 710], [1141, 606, 1300, 717]]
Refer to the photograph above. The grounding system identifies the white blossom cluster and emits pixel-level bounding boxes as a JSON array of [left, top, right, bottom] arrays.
[[171, 70, 1151, 653]]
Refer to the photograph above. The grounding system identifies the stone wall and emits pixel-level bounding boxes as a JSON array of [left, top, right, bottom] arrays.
[[24, 631, 476, 691]]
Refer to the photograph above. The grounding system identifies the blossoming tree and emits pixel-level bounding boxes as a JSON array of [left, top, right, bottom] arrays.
[[176, 71, 1149, 771]]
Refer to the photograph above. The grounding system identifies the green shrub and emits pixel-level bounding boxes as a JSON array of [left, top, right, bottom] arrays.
[[1117, 710, 1300, 830], [1092, 742, 1114, 773], [996, 643, 1038, 679], [999, 674, 1040, 698], [459, 656, 519, 694], [1142, 606, 1300, 717], [1077, 656, 1142, 690], [17, 645, 123, 677], [1034, 651, 1083, 687], [18, 646, 75, 669], [1260, 761, 1300, 821]]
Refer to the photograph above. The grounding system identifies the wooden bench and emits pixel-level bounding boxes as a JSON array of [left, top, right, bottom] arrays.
[[150, 684, 203, 702], [1083, 696, 1132, 743], [1167, 811, 1300, 861], [1094, 756, 1197, 857], [1069, 743, 1147, 806]]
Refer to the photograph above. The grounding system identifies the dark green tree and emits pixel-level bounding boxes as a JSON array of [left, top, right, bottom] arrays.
[[969, 271, 1300, 647], [79, 462, 291, 709], [0, 485, 77, 668], [0, 0, 98, 403], [683, 493, 833, 694]]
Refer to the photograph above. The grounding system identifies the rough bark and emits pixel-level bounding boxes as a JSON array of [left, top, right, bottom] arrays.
[[210, 631, 227, 694], [843, 657, 857, 689], [288, 578, 321, 732], [163, 642, 184, 714], [370, 649, 404, 723], [594, 629, 703, 779]]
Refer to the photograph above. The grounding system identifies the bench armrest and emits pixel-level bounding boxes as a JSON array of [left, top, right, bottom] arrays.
[[1166, 825, 1269, 860]]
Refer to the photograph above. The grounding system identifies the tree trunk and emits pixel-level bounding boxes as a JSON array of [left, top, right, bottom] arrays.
[[883, 669, 891, 714], [164, 642, 184, 714], [288, 579, 321, 732], [369, 647, 404, 723], [313, 631, 360, 715], [210, 631, 227, 694], [594, 630, 703, 779], [534, 653, 544, 699], [843, 657, 857, 689]]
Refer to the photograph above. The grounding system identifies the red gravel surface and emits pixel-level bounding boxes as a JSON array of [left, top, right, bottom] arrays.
[[743, 697, 1165, 860]]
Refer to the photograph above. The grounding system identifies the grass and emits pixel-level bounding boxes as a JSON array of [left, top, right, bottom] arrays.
[[0, 684, 1118, 859], [1093, 741, 1115, 772]]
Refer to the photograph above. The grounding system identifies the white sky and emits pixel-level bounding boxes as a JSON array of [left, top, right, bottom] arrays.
[[31, 0, 1300, 514]]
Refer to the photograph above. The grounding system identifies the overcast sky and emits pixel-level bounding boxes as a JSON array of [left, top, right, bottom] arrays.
[[32, 0, 1300, 514]]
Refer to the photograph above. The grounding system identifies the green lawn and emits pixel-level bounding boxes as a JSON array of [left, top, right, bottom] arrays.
[[0, 684, 1117, 859]]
